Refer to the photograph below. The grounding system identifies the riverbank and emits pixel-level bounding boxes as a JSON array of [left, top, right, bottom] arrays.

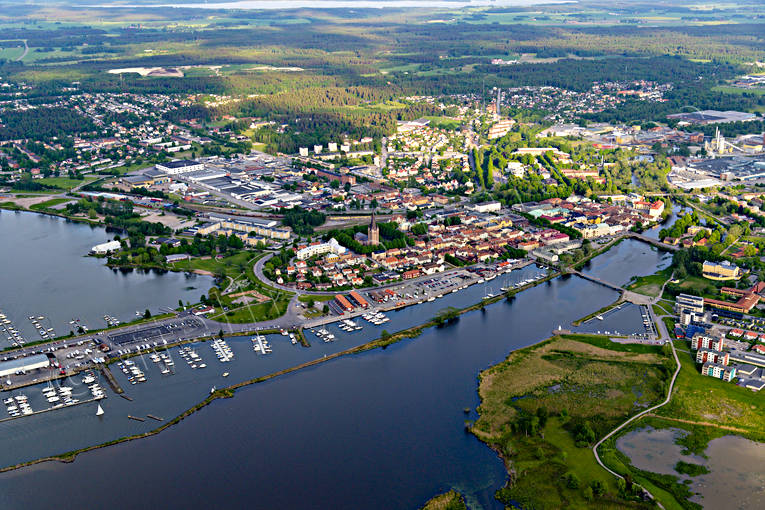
[[471, 333, 671, 509], [0, 263, 560, 475]]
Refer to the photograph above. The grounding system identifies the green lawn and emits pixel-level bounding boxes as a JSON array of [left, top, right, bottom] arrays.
[[713, 85, 765, 97], [626, 268, 672, 297], [37, 175, 97, 190], [653, 300, 675, 316], [29, 198, 73, 211], [298, 294, 335, 303], [210, 299, 289, 323], [666, 275, 720, 299], [173, 251, 293, 323], [655, 340, 765, 437]]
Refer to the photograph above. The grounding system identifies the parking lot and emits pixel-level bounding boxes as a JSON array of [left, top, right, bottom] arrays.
[[107, 318, 205, 347]]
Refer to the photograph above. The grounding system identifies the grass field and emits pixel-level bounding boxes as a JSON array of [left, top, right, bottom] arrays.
[[29, 198, 73, 211], [172, 251, 293, 323], [297, 295, 334, 303], [37, 176, 97, 191], [0, 46, 23, 61], [653, 300, 674, 316], [666, 274, 720, 299], [654, 340, 765, 438], [420, 490, 466, 510], [472, 334, 669, 509], [713, 85, 765, 97], [627, 268, 673, 298]]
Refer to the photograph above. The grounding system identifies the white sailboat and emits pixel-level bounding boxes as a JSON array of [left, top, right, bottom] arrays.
[[96, 404, 104, 416]]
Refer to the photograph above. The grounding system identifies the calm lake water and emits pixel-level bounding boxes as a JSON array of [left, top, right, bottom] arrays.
[[0, 210, 213, 342], [0, 273, 625, 509], [579, 238, 672, 287], [617, 427, 765, 509], [0, 210, 698, 510]]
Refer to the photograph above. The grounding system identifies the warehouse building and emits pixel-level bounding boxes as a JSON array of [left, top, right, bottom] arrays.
[[0, 354, 53, 378], [156, 160, 205, 175], [90, 240, 122, 255]]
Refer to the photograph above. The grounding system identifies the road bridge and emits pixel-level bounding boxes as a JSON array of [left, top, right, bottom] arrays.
[[570, 270, 653, 305], [624, 232, 680, 252]]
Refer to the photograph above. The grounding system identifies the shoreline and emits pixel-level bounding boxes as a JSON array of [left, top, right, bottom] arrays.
[[0, 268, 559, 474]]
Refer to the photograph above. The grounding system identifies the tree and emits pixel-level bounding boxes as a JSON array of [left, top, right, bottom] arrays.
[[306, 297, 316, 309], [322, 304, 329, 314], [143, 309, 151, 319], [564, 473, 580, 489]]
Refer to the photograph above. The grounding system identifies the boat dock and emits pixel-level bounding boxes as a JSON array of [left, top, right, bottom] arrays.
[[101, 366, 123, 394], [0, 396, 103, 424], [252, 335, 273, 355]]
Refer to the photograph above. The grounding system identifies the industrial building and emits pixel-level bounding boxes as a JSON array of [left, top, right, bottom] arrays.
[[90, 240, 122, 255], [156, 160, 205, 175], [0, 354, 52, 378], [667, 110, 757, 125]]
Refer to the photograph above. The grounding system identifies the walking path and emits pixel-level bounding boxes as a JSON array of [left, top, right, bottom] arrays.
[[591, 309, 681, 508]]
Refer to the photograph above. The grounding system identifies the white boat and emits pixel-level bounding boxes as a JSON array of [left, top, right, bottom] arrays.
[[222, 372, 229, 377], [96, 404, 104, 416]]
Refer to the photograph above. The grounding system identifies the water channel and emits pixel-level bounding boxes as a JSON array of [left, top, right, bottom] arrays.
[[0, 207, 738, 510]]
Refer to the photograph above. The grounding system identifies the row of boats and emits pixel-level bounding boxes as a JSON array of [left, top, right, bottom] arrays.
[[339, 319, 362, 332], [103, 315, 121, 327], [3, 395, 32, 417], [211, 338, 234, 362], [362, 312, 390, 325], [3, 371, 106, 419], [313, 328, 335, 343], [117, 359, 147, 384], [252, 335, 273, 355], [149, 351, 175, 375], [279, 329, 298, 345], [29, 316, 55, 341], [178, 346, 206, 369], [68, 318, 89, 334], [498, 272, 548, 293], [0, 311, 25, 347], [42, 384, 78, 405]]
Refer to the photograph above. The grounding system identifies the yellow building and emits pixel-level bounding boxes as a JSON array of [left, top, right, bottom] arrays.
[[702, 260, 742, 281]]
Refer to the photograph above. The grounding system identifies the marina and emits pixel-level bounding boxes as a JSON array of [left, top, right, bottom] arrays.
[[0, 270, 634, 509], [0, 224, 682, 509]]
